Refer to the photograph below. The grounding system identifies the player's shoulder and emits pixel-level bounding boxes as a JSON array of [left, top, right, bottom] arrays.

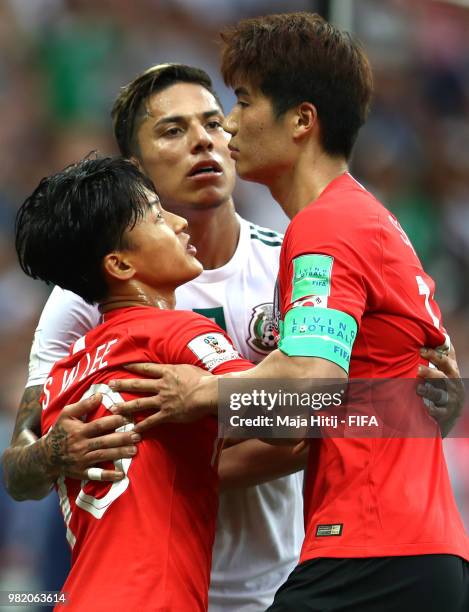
[[292, 173, 386, 232], [112, 305, 208, 330], [46, 285, 90, 308], [38, 285, 100, 326], [99, 307, 228, 360], [146, 309, 239, 368]]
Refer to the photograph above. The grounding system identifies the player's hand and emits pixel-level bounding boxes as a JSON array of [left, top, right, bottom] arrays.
[[42, 393, 140, 481], [417, 345, 465, 437], [109, 363, 212, 433]]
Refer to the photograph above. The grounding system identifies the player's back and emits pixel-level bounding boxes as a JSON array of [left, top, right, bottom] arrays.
[[42, 307, 223, 612]]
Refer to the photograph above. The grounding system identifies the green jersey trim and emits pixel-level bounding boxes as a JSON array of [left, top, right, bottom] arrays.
[[250, 234, 283, 247], [249, 223, 283, 247], [278, 306, 357, 373]]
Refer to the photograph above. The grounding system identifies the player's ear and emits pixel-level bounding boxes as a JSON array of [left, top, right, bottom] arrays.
[[103, 251, 136, 282], [292, 102, 318, 140]]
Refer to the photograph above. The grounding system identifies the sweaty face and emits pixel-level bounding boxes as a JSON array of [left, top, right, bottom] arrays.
[[135, 83, 236, 210], [223, 83, 293, 186], [124, 194, 203, 291]]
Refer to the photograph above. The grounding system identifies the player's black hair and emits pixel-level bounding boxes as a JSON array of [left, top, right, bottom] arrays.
[[15, 155, 156, 304], [112, 63, 223, 158], [221, 13, 373, 159]]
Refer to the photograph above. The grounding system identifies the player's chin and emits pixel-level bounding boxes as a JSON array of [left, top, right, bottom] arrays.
[[234, 160, 254, 181], [185, 261, 203, 282], [184, 254, 203, 277], [190, 185, 230, 206]]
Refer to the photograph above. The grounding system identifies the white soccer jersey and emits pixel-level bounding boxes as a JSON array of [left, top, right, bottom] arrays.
[[26, 215, 304, 611]]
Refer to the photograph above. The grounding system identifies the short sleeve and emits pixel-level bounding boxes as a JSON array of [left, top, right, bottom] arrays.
[[27, 287, 101, 387], [277, 200, 383, 372]]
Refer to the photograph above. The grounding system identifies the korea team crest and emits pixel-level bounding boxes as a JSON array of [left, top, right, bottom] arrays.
[[247, 302, 277, 354]]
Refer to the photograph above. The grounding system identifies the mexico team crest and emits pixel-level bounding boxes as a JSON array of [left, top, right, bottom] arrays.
[[247, 302, 277, 354]]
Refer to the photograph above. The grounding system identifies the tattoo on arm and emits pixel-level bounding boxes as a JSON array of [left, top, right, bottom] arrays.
[[1, 385, 56, 501], [10, 386, 43, 441]]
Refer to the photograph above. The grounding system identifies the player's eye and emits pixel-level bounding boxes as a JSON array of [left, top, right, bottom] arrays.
[[237, 100, 249, 109], [206, 120, 223, 130], [164, 126, 183, 137]]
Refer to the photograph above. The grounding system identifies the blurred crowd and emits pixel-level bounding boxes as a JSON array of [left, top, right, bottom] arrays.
[[0, 0, 468, 604]]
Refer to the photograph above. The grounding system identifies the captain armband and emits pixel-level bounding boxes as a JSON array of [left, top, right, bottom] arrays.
[[278, 306, 358, 373]]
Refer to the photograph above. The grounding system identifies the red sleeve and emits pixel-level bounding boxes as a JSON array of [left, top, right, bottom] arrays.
[[280, 197, 384, 328]]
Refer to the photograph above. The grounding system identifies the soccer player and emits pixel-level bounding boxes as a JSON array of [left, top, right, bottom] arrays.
[[15, 155, 256, 611], [110, 14, 469, 611], [2, 63, 461, 611], [3, 65, 305, 611]]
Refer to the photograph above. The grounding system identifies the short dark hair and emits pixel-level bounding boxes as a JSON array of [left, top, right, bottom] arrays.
[[221, 12, 373, 159], [15, 156, 156, 304], [112, 63, 223, 158]]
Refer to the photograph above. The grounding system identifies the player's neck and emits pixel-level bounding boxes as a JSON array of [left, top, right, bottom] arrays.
[[99, 285, 176, 314], [270, 151, 348, 219], [178, 198, 241, 270]]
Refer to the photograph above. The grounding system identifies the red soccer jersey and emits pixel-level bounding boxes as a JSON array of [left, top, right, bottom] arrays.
[[41, 306, 253, 612], [276, 172, 469, 563]]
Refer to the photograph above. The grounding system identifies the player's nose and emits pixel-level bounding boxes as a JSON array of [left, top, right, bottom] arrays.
[[166, 210, 188, 234], [190, 123, 214, 153], [223, 110, 237, 135]]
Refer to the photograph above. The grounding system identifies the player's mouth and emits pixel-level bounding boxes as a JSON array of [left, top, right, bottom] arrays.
[[187, 159, 223, 181], [228, 144, 239, 160], [181, 233, 197, 256]]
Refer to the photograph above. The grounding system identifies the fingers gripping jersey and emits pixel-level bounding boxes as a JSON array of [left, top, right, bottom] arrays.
[[276, 173, 469, 564], [41, 306, 253, 612]]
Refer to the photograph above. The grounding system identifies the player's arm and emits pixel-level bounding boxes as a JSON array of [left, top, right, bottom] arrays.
[[207, 350, 346, 434], [218, 439, 307, 490], [110, 348, 346, 432], [2, 288, 140, 501], [1, 388, 138, 501], [1, 385, 54, 500], [107, 342, 462, 434]]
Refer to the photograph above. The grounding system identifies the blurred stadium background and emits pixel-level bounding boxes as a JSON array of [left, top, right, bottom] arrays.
[[0, 0, 468, 608]]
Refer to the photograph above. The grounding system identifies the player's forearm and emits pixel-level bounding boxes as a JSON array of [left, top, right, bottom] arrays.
[[218, 440, 307, 490], [2, 385, 58, 501], [2, 433, 58, 501], [196, 349, 347, 415]]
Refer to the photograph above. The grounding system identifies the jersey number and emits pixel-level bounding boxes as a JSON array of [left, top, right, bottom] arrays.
[[56, 382, 135, 546], [416, 275, 440, 329]]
